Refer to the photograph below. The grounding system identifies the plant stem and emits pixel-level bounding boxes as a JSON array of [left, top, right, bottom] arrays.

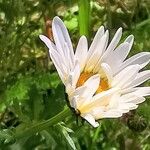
[[78, 0, 91, 38], [14, 107, 71, 139], [135, 18, 150, 29], [107, 0, 112, 31]]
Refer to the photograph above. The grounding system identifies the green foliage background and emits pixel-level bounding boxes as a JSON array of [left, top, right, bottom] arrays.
[[0, 0, 150, 149]]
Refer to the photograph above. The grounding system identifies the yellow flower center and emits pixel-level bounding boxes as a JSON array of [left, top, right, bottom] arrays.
[[76, 72, 109, 94]]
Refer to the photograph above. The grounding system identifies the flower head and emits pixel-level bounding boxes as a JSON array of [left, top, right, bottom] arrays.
[[40, 16, 150, 127]]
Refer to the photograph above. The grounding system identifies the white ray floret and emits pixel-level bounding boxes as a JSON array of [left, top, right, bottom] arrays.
[[40, 16, 150, 127]]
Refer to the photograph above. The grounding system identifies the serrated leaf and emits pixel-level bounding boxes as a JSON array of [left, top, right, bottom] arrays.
[[0, 129, 15, 144], [5, 77, 31, 103], [41, 130, 57, 149], [27, 85, 44, 121], [49, 72, 61, 88], [43, 83, 66, 119], [34, 72, 60, 90], [60, 122, 74, 133], [56, 123, 76, 150]]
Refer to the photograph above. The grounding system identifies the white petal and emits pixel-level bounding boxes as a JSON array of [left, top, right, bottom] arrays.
[[85, 31, 109, 72], [133, 87, 150, 97], [121, 88, 136, 94], [83, 88, 118, 111], [101, 63, 113, 84], [76, 75, 100, 109], [102, 42, 130, 74], [40, 35, 70, 71], [39, 29, 72, 72], [102, 111, 122, 118], [120, 93, 137, 102], [90, 107, 105, 120], [50, 54, 66, 84], [83, 74, 100, 99], [108, 94, 120, 109], [116, 52, 150, 73], [69, 96, 78, 108], [75, 36, 88, 71], [117, 107, 130, 113], [69, 61, 80, 88], [63, 42, 74, 69], [73, 86, 87, 97], [120, 93, 145, 104], [131, 97, 145, 104], [101, 27, 122, 60], [81, 114, 99, 128], [78, 88, 118, 115], [39, 35, 68, 80], [124, 35, 134, 50], [52, 16, 75, 67], [50, 50, 69, 73], [121, 103, 138, 110], [117, 103, 130, 111], [39, 35, 56, 50], [112, 65, 140, 88], [112, 42, 130, 62], [92, 88, 118, 102], [87, 26, 104, 60], [117, 103, 138, 112], [125, 70, 150, 88]]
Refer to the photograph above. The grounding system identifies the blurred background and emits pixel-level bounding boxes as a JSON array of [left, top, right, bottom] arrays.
[[0, 0, 150, 149]]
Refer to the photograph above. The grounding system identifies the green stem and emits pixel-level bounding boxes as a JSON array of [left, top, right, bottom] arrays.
[[107, 0, 112, 31], [14, 107, 71, 139], [135, 18, 150, 29], [78, 0, 91, 38]]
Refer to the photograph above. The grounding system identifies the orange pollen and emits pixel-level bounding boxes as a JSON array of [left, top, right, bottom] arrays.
[[76, 72, 109, 94]]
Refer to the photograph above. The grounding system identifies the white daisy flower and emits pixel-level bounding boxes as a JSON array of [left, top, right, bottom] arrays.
[[39, 16, 150, 127]]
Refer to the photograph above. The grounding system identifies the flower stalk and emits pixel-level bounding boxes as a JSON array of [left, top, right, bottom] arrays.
[[14, 107, 71, 139], [78, 0, 91, 38]]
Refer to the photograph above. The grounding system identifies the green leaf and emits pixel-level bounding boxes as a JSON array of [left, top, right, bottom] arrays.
[[27, 85, 44, 121], [5, 77, 31, 103], [43, 83, 66, 119], [41, 130, 57, 149], [56, 123, 76, 150], [0, 129, 15, 144]]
